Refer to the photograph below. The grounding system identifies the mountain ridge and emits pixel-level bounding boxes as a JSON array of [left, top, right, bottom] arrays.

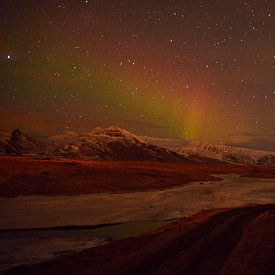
[[0, 127, 188, 162], [0, 127, 274, 165]]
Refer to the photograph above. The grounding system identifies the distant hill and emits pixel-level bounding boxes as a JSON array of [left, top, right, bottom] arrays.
[[144, 137, 275, 165], [176, 140, 275, 165]]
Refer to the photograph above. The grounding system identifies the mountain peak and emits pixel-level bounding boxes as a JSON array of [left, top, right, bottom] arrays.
[[49, 131, 79, 142], [92, 126, 142, 142], [11, 128, 22, 136], [10, 128, 27, 143]]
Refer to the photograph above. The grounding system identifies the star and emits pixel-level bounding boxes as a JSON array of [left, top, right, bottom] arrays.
[[0, 0, 273, 144]]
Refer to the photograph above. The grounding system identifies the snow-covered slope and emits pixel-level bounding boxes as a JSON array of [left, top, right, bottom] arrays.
[[51, 126, 188, 161], [176, 140, 275, 165], [140, 136, 275, 165], [49, 131, 79, 143]]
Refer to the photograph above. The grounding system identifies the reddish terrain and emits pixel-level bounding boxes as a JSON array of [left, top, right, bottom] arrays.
[[0, 156, 275, 197], [5, 204, 275, 275]]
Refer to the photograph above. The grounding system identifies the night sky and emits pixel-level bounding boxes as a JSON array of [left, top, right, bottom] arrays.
[[0, 0, 274, 149]]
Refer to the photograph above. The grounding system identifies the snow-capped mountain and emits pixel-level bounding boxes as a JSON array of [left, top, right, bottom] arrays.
[[49, 131, 79, 143], [0, 127, 188, 161], [51, 126, 189, 161], [176, 140, 275, 165], [140, 137, 275, 165], [1, 127, 274, 165]]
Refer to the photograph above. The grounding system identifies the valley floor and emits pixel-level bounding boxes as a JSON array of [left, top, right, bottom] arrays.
[[1, 156, 275, 274], [0, 156, 275, 197]]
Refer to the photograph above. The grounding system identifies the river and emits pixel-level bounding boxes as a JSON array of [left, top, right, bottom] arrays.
[[0, 175, 275, 271]]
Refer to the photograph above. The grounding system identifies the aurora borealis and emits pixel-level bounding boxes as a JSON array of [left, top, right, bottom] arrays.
[[0, 0, 274, 149]]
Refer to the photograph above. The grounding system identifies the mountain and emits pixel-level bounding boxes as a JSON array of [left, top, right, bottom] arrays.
[[49, 131, 79, 143], [1, 127, 274, 164], [176, 140, 275, 165], [0, 127, 188, 161], [9, 129, 56, 155], [0, 129, 56, 156], [257, 154, 275, 165], [51, 126, 188, 161], [141, 136, 275, 165], [0, 129, 18, 155]]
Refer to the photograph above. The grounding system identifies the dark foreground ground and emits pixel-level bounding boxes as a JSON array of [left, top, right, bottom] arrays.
[[5, 204, 275, 275], [0, 156, 275, 197]]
